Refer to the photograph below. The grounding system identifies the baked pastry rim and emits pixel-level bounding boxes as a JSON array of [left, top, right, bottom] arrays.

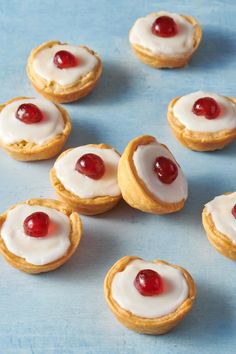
[[0, 198, 82, 273], [104, 255, 196, 333], [27, 40, 102, 95], [118, 135, 187, 213], [168, 95, 236, 145], [50, 143, 122, 214], [202, 198, 236, 260], [0, 96, 71, 160]]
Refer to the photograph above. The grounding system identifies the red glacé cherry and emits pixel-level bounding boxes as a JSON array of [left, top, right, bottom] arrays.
[[134, 269, 164, 296], [15, 103, 43, 124], [192, 97, 220, 119], [154, 156, 178, 184], [23, 212, 50, 237], [231, 204, 236, 218], [53, 50, 78, 69], [75, 153, 105, 180], [151, 16, 178, 37]]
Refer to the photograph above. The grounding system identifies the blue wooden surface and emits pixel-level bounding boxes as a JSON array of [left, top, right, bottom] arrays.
[[0, 0, 236, 353]]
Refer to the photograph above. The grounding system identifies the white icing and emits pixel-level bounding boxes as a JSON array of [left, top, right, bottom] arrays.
[[0, 98, 65, 145], [205, 192, 236, 244], [133, 142, 188, 203], [173, 91, 236, 132], [129, 11, 195, 56], [0, 204, 71, 266], [112, 259, 189, 318], [54, 146, 120, 199], [32, 44, 98, 86]]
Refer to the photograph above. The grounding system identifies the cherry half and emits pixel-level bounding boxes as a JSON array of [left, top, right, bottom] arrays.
[[16, 103, 43, 124], [154, 156, 178, 184], [232, 204, 236, 219], [192, 97, 220, 119], [151, 16, 178, 37], [53, 50, 78, 69], [75, 153, 105, 180], [23, 212, 50, 237], [134, 269, 164, 296]]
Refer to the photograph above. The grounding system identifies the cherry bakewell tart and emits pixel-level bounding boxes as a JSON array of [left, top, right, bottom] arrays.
[[202, 192, 236, 260], [104, 256, 196, 334], [0, 199, 82, 274], [27, 40, 102, 103], [117, 135, 188, 214], [129, 11, 202, 68], [168, 91, 236, 151], [50, 144, 122, 215], [0, 96, 71, 161]]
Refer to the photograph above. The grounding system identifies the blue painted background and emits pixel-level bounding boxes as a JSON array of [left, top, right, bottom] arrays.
[[0, 0, 236, 353]]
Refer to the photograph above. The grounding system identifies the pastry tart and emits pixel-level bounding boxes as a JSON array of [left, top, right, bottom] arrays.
[[202, 192, 236, 260], [27, 40, 102, 103], [168, 91, 236, 151], [50, 144, 122, 215], [104, 256, 196, 335], [129, 11, 202, 68], [0, 96, 71, 161], [0, 199, 82, 274], [117, 135, 188, 214]]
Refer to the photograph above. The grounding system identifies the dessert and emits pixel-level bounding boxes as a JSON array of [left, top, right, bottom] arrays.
[[104, 256, 196, 334], [202, 192, 236, 260], [50, 144, 121, 215], [0, 199, 82, 273], [129, 11, 202, 68], [117, 135, 188, 214], [168, 91, 236, 151], [0, 96, 71, 161], [27, 40, 102, 103]]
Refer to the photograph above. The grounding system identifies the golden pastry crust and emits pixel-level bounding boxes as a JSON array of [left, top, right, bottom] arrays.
[[0, 96, 71, 161], [168, 96, 236, 151], [27, 40, 102, 103], [50, 144, 122, 216], [202, 205, 236, 260], [104, 256, 196, 335], [130, 14, 202, 68], [118, 135, 186, 214], [0, 198, 82, 274]]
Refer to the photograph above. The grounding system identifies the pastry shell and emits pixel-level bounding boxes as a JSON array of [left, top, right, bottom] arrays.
[[27, 40, 102, 103], [50, 144, 122, 216], [104, 256, 196, 335], [168, 96, 236, 151], [202, 202, 236, 260], [118, 135, 186, 214], [0, 96, 71, 161], [0, 198, 82, 274], [130, 14, 202, 68]]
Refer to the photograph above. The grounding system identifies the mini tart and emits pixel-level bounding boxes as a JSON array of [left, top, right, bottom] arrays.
[[118, 135, 188, 214], [50, 144, 122, 215], [168, 92, 236, 151], [129, 12, 202, 68], [27, 40, 102, 103], [0, 96, 71, 161], [202, 193, 236, 260], [0, 199, 82, 274], [104, 256, 196, 335]]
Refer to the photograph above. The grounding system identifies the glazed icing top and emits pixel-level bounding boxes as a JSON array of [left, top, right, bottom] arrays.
[[205, 192, 236, 244], [54, 146, 121, 199], [133, 141, 188, 203], [112, 259, 189, 318], [173, 91, 236, 132], [0, 204, 71, 266], [32, 44, 98, 86], [129, 11, 195, 56], [0, 98, 65, 145]]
